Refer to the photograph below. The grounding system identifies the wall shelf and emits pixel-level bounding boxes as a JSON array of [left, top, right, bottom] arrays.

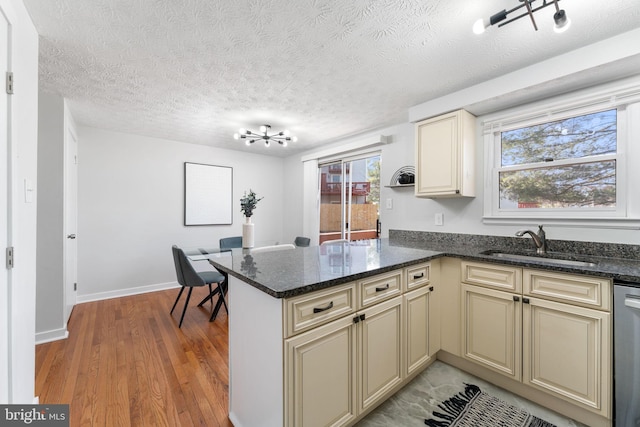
[[385, 184, 414, 188], [387, 165, 415, 188]]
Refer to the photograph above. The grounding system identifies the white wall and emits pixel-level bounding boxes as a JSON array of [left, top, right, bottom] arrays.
[[35, 92, 65, 340], [284, 82, 640, 245], [1, 0, 39, 403], [77, 127, 284, 301]]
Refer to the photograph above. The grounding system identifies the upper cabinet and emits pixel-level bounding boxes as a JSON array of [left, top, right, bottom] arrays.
[[415, 109, 476, 198]]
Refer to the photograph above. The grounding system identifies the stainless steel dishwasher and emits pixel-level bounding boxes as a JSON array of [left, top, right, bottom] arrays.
[[614, 281, 640, 427]]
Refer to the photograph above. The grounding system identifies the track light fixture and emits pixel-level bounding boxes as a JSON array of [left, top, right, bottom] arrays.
[[233, 124, 297, 147], [473, 0, 570, 34]]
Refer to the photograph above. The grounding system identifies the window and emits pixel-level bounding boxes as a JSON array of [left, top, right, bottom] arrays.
[[483, 81, 640, 227], [498, 109, 617, 210]]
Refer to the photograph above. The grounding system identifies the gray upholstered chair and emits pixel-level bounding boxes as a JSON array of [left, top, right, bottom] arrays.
[[171, 245, 227, 328], [220, 236, 242, 250], [294, 236, 311, 247]]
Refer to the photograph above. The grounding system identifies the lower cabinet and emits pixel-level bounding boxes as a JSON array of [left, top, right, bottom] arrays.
[[461, 284, 521, 380], [404, 285, 434, 377], [461, 262, 611, 418], [523, 297, 610, 413], [285, 296, 403, 427], [285, 315, 357, 427], [284, 263, 434, 427]]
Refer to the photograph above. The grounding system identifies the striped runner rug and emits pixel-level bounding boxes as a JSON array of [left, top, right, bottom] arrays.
[[425, 383, 556, 427]]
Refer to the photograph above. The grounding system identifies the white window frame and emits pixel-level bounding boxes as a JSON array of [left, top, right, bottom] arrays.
[[483, 77, 640, 229]]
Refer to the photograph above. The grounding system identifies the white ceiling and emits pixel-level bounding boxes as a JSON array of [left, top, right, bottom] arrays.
[[23, 0, 640, 157]]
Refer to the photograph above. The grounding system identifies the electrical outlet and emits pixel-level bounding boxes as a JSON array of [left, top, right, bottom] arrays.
[[435, 213, 444, 226], [386, 198, 393, 209]]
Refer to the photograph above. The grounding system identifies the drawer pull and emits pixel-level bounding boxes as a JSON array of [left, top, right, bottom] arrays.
[[523, 298, 530, 304], [375, 284, 390, 292], [313, 301, 334, 313], [413, 273, 424, 279], [513, 296, 520, 302]]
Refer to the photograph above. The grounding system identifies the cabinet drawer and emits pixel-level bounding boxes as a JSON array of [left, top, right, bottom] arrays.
[[285, 282, 356, 338], [405, 263, 430, 291], [462, 261, 522, 293], [524, 269, 611, 311], [358, 270, 402, 309]]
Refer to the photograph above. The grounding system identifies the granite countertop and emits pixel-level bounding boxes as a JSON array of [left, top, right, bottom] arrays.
[[207, 237, 640, 299]]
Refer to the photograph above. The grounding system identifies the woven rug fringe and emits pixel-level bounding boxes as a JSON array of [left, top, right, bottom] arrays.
[[424, 383, 480, 427]]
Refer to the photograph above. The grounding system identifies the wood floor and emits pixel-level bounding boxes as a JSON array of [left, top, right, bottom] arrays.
[[35, 287, 233, 427]]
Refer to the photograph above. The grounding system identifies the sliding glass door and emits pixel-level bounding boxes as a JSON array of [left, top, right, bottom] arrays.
[[318, 153, 380, 244]]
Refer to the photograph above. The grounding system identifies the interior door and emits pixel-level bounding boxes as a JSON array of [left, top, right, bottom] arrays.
[[64, 124, 77, 322], [318, 154, 380, 244], [0, 5, 10, 402]]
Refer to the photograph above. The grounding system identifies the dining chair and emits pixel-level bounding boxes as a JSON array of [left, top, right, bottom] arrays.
[[220, 236, 243, 250], [320, 239, 349, 245], [171, 245, 228, 328], [294, 236, 311, 247]]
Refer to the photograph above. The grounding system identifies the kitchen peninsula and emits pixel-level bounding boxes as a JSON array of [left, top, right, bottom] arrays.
[[209, 236, 640, 427]]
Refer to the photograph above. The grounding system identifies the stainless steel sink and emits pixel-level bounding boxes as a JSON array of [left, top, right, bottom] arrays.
[[481, 251, 598, 267]]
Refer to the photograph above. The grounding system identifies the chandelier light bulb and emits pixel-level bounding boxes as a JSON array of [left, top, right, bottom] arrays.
[[282, 140, 288, 147], [239, 128, 246, 134], [553, 10, 571, 33], [283, 129, 291, 137], [473, 18, 487, 34], [245, 140, 251, 146], [265, 140, 270, 147], [259, 125, 268, 133], [233, 133, 239, 140], [292, 136, 298, 143]]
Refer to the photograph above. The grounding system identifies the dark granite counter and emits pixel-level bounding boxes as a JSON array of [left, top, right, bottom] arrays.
[[208, 240, 441, 298], [208, 235, 640, 299]]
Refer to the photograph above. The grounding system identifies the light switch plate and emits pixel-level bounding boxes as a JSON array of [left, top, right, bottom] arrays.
[[386, 198, 393, 209], [435, 212, 444, 226]]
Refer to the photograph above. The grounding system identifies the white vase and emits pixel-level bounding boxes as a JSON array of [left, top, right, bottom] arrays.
[[242, 216, 254, 248]]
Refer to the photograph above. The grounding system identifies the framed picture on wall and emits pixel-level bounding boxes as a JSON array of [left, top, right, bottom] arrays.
[[184, 162, 233, 225]]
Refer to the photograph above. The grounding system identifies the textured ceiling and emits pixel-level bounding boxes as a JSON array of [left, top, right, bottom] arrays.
[[23, 0, 640, 157]]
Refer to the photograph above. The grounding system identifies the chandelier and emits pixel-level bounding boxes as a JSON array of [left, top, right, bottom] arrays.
[[233, 124, 298, 147], [473, 0, 571, 34]]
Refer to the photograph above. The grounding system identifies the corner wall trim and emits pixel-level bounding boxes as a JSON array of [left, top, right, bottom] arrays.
[[76, 281, 179, 304], [35, 328, 69, 345]]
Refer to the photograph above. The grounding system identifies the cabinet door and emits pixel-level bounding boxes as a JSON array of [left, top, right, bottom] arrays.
[[415, 111, 459, 196], [358, 296, 403, 413], [404, 285, 433, 376], [461, 284, 522, 380], [285, 315, 357, 427], [523, 298, 610, 416]]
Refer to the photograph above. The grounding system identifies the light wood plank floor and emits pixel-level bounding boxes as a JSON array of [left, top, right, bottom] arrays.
[[35, 287, 233, 427]]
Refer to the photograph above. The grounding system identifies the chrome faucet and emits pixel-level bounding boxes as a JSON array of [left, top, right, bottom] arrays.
[[515, 225, 547, 254]]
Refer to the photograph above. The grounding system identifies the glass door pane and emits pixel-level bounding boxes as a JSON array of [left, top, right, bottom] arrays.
[[318, 154, 380, 244], [319, 162, 345, 244]]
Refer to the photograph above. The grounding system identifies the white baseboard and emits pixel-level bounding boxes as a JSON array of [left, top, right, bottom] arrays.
[[35, 327, 69, 345], [76, 281, 179, 304]]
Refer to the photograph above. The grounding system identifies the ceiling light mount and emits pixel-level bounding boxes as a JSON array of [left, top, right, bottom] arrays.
[[233, 124, 298, 147], [473, 0, 570, 34]]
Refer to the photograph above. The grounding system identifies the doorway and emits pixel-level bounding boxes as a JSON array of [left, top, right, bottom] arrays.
[[318, 153, 380, 244]]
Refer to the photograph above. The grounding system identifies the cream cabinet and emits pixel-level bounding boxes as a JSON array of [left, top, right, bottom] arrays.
[[460, 262, 611, 418], [358, 296, 403, 413], [415, 109, 476, 198], [522, 270, 611, 417], [461, 283, 521, 380], [285, 314, 357, 427], [404, 284, 434, 376], [283, 264, 436, 427]]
